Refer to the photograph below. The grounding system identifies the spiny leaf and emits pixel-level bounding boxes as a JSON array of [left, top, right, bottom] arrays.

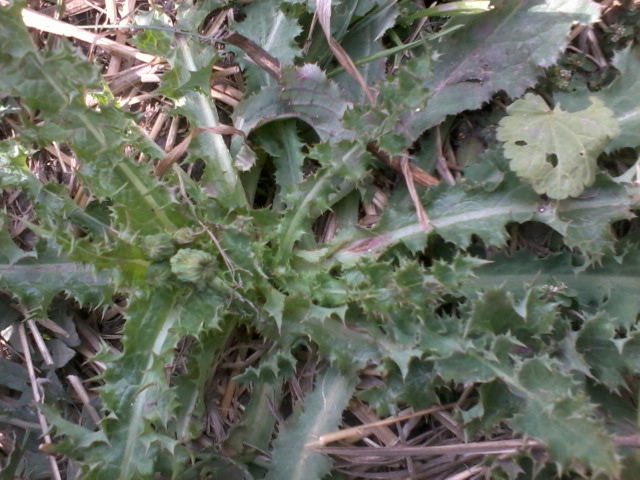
[[40, 405, 109, 452], [234, 349, 297, 385], [0, 1, 37, 58], [0, 242, 112, 311], [222, 381, 283, 461], [279, 298, 383, 371], [0, 15, 190, 234], [159, 37, 247, 209], [435, 335, 520, 384], [89, 289, 232, 479], [255, 120, 306, 201], [332, 170, 539, 263], [0, 216, 35, 265], [436, 333, 620, 475], [469, 288, 557, 341], [129, 8, 175, 57], [93, 291, 185, 479], [511, 358, 618, 476], [497, 93, 619, 199], [461, 380, 521, 439], [576, 317, 640, 396], [404, 0, 601, 138], [265, 366, 356, 480], [426, 173, 539, 247], [534, 174, 634, 261], [233, 0, 302, 65], [234, 64, 352, 142], [0, 141, 42, 193], [275, 140, 367, 262], [468, 248, 640, 329], [342, 53, 432, 147]]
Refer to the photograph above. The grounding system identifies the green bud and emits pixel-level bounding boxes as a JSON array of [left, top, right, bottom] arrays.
[[141, 233, 176, 261], [172, 227, 197, 245], [170, 248, 218, 284]]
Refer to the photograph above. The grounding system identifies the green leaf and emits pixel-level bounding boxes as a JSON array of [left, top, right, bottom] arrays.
[[511, 358, 618, 476], [159, 37, 247, 209], [332, 2, 398, 102], [469, 288, 552, 339], [497, 93, 619, 199], [279, 298, 382, 371], [0, 358, 29, 392], [462, 380, 521, 438], [265, 366, 356, 480], [130, 8, 175, 57], [234, 349, 297, 385], [233, 0, 301, 65], [174, 0, 225, 32], [275, 140, 366, 262], [255, 120, 306, 201], [234, 64, 351, 142], [333, 170, 538, 263], [556, 46, 640, 153], [595, 46, 640, 152], [427, 174, 539, 247], [0, 0, 38, 58], [437, 335, 620, 475], [535, 174, 634, 261], [333, 153, 632, 265], [223, 382, 282, 462], [0, 18, 190, 234], [90, 291, 186, 479], [576, 314, 629, 392], [0, 216, 35, 265], [432, 254, 490, 289], [469, 249, 640, 329], [0, 242, 112, 312], [85, 289, 232, 479], [41, 405, 109, 451], [404, 0, 600, 137]]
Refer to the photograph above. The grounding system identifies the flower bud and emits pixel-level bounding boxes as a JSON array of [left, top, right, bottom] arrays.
[[170, 248, 217, 284], [172, 227, 197, 245], [141, 233, 176, 261]]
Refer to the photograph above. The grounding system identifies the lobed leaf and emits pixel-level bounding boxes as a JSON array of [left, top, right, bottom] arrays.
[[332, 169, 540, 263], [255, 120, 307, 202], [0, 242, 112, 312], [159, 37, 247, 209], [86, 289, 232, 479], [511, 358, 618, 476], [234, 64, 352, 142], [533, 174, 635, 261], [468, 249, 640, 329], [497, 93, 619, 199], [233, 0, 302, 66]]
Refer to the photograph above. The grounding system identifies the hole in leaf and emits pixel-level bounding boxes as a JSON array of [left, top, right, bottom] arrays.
[[546, 153, 558, 167], [515, 140, 527, 146]]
